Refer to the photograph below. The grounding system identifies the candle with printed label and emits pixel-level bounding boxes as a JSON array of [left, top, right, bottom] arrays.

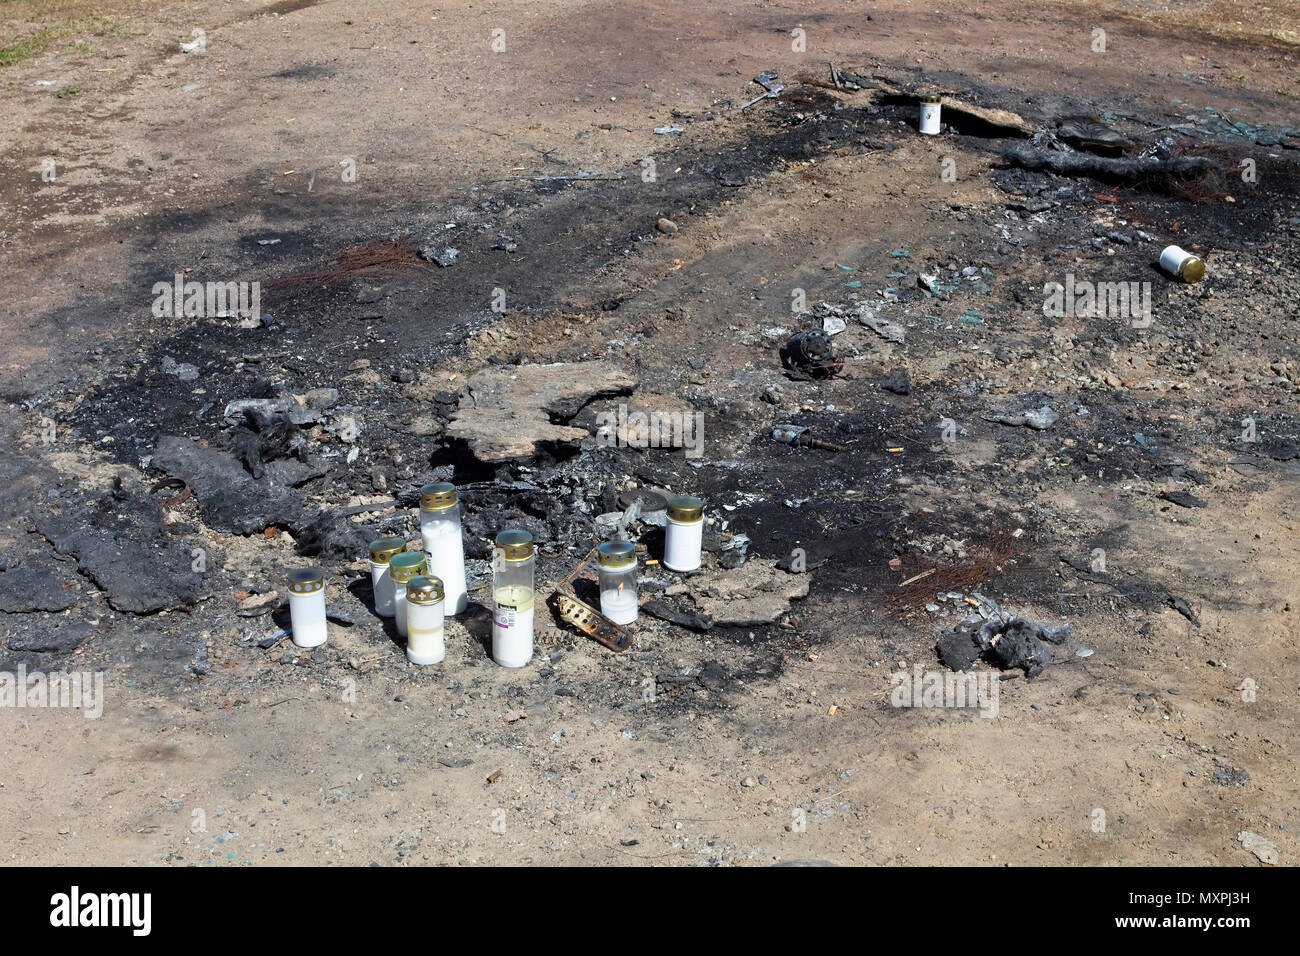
[[919, 94, 942, 135], [492, 529, 535, 668]]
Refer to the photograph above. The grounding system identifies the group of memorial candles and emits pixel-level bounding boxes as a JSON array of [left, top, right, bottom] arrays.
[[285, 483, 706, 668]]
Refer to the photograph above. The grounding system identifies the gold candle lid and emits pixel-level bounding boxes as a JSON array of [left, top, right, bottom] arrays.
[[495, 528, 534, 561], [666, 495, 704, 522], [389, 551, 428, 584], [368, 536, 406, 563], [597, 540, 637, 569], [406, 575, 445, 604], [920, 94, 941, 104], [1179, 255, 1205, 283], [420, 482, 458, 510], [287, 567, 324, 594]]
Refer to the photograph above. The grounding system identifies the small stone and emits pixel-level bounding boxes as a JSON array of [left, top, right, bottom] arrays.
[[420, 246, 458, 267], [656, 218, 677, 235], [161, 356, 200, 381], [1237, 830, 1280, 865], [879, 368, 911, 395], [304, 387, 339, 410], [742, 776, 757, 788]]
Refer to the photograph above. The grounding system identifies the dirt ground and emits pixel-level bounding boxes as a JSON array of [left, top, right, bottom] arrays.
[[0, 0, 1296, 866]]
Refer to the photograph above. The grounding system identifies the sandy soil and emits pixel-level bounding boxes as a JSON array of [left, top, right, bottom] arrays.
[[0, 0, 1296, 866]]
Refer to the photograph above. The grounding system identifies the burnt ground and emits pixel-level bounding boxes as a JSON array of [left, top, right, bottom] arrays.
[[0, 0, 1297, 866]]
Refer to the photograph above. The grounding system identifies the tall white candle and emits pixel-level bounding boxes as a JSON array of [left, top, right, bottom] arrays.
[[421, 521, 468, 615], [419, 483, 469, 616]]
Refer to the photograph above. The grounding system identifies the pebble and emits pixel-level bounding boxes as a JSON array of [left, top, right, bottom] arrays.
[[656, 217, 677, 235], [304, 387, 339, 409], [1238, 830, 1280, 864]]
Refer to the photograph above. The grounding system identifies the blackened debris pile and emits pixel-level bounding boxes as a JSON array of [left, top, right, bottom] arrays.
[[936, 596, 1073, 679], [34, 475, 210, 614]]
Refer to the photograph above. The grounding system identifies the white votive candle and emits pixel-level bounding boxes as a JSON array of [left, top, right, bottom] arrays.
[[919, 94, 942, 135], [663, 495, 704, 572], [388, 551, 427, 639], [287, 567, 327, 648], [368, 536, 405, 618], [597, 540, 638, 625], [405, 575, 446, 665], [1159, 244, 1206, 283]]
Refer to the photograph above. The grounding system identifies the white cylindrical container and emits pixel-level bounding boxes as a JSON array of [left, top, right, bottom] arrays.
[[492, 529, 535, 668], [368, 536, 405, 618], [1158, 245, 1205, 283], [598, 540, 638, 625], [919, 95, 942, 135], [287, 567, 327, 648], [663, 495, 704, 572], [405, 575, 446, 666], [388, 551, 427, 639], [419, 482, 469, 616]]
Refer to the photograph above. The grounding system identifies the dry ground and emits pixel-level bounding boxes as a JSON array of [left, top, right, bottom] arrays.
[[0, 0, 1296, 866]]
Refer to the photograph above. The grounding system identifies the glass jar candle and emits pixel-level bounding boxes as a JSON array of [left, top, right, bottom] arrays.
[[919, 94, 941, 135], [597, 540, 638, 625], [287, 567, 327, 648], [492, 529, 535, 668], [663, 495, 704, 571], [389, 551, 428, 639], [1159, 244, 1206, 283], [419, 482, 468, 616], [368, 536, 405, 618], [404, 575, 446, 665]]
